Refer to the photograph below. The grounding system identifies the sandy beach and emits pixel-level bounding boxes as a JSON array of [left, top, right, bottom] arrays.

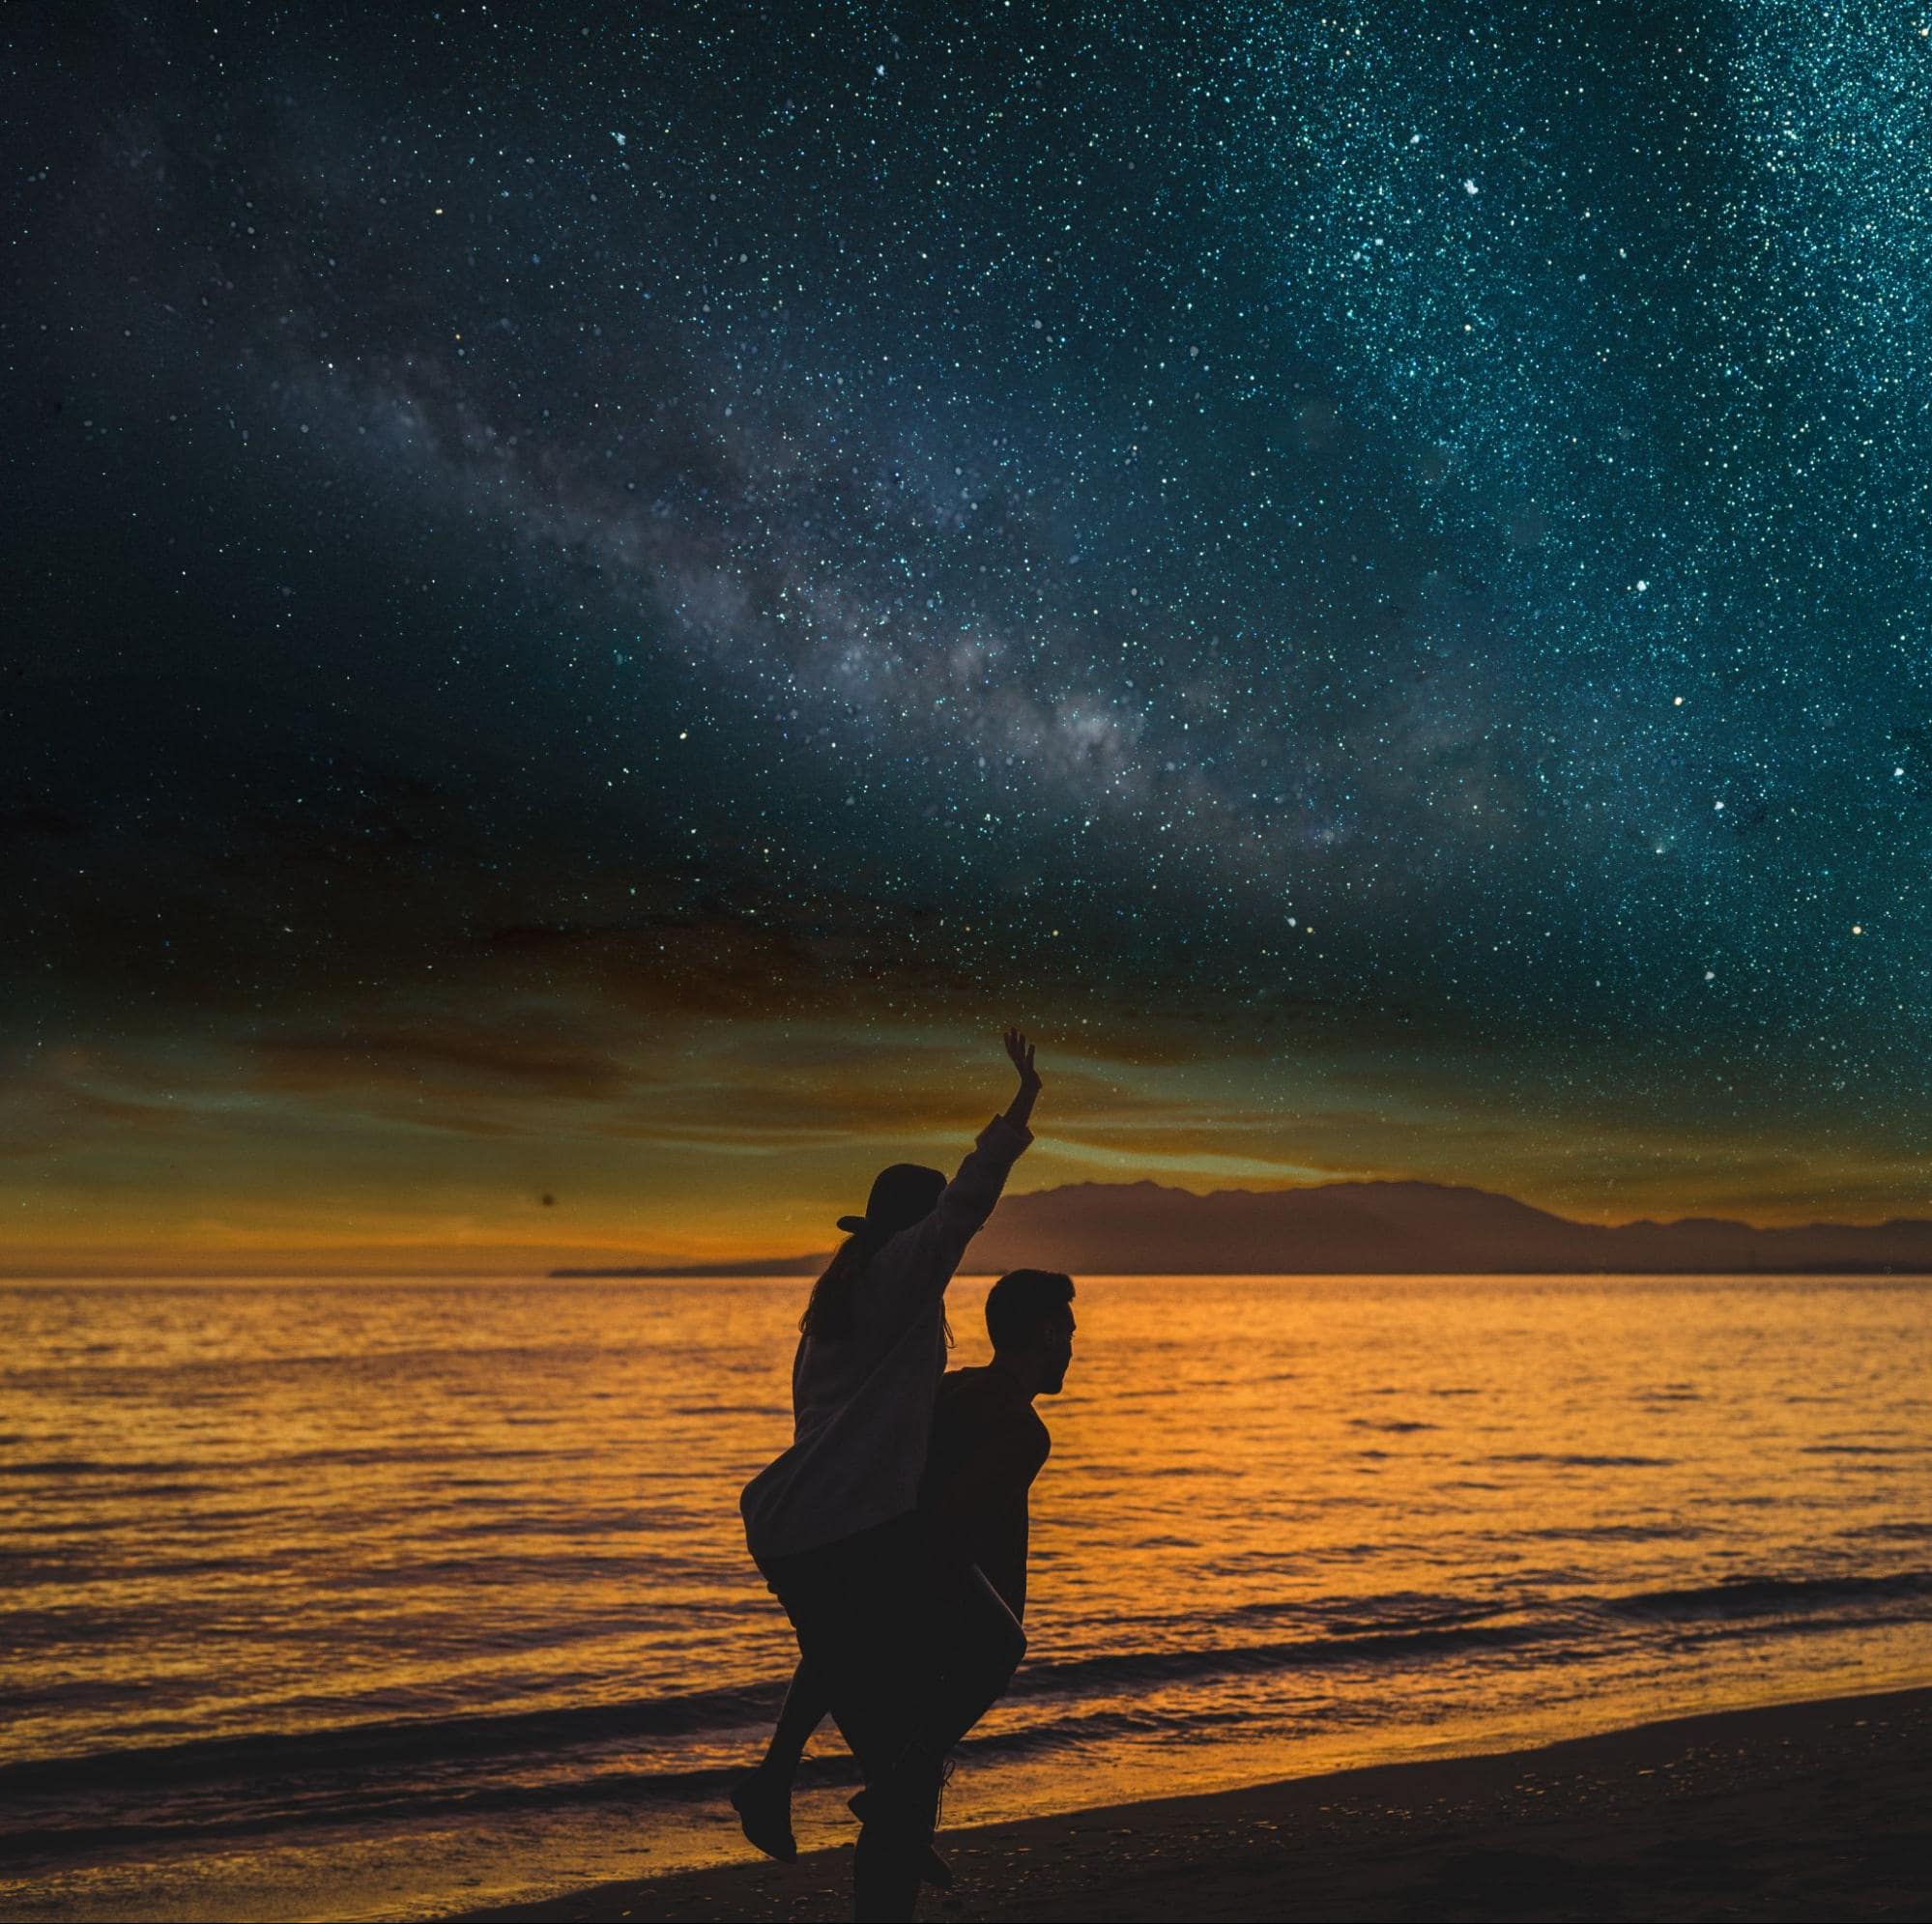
[[461, 1686, 1932, 1922]]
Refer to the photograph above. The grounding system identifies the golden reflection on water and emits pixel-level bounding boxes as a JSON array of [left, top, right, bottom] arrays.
[[3, 1275, 1930, 1916]]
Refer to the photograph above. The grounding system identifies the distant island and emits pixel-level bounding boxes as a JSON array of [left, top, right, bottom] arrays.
[[553, 1177, 1932, 1277], [557, 1255, 825, 1278]]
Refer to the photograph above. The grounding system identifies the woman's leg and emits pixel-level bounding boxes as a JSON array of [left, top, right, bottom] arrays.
[[925, 1561, 1026, 1755], [731, 1655, 830, 1861], [764, 1653, 832, 1769]]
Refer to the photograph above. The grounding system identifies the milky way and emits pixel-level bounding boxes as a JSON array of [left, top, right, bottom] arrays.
[[7, 2, 1932, 1252]]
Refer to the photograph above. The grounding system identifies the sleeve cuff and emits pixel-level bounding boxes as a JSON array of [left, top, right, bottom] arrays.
[[982, 1111, 1034, 1150]]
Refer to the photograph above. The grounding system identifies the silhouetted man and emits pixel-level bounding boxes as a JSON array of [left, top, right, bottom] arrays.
[[732, 1268, 1078, 1881]]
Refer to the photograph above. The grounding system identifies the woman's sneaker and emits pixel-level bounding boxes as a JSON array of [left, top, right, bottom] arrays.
[[729, 1766, 798, 1863]]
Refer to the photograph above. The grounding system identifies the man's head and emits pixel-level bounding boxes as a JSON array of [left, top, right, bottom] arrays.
[[984, 1269, 1077, 1395]]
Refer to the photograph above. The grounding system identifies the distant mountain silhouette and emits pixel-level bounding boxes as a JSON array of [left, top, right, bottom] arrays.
[[553, 1178, 1932, 1276]]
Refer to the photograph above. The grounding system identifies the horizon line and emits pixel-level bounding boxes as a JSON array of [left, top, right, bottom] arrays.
[[11, 1176, 1932, 1280]]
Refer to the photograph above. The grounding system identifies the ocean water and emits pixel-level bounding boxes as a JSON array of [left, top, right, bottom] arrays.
[[3, 1275, 1930, 1922]]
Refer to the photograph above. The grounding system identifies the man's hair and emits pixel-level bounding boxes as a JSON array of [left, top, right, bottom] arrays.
[[985, 1269, 1075, 1351]]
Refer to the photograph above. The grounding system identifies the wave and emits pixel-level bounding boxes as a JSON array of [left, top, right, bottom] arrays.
[[0, 1703, 1200, 1869], [7, 1561, 1931, 1871], [1522, 1522, 1697, 1543], [0, 1458, 207, 1479], [1605, 1570, 1932, 1620], [1207, 1594, 1507, 1635], [1485, 1452, 1677, 1468], [0, 1616, 1559, 1819], [0, 1758, 768, 1866], [1801, 1443, 1918, 1457], [1006, 1618, 1556, 1699], [0, 1682, 787, 1801], [12, 1565, 1928, 1798]]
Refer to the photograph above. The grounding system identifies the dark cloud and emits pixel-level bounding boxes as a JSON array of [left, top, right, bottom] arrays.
[[252, 1023, 629, 1104]]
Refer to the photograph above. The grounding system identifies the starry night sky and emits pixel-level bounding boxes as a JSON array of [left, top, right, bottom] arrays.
[[7, 2, 1932, 1269]]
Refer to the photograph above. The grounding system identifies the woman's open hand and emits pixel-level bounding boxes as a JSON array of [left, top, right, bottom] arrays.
[[1003, 1029, 1042, 1126]]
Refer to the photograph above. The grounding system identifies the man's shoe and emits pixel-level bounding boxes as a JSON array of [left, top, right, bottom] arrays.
[[925, 1756, 956, 1886], [730, 1767, 798, 1863], [850, 1765, 953, 1885]]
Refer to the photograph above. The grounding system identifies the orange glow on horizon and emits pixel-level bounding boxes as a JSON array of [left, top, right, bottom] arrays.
[[9, 1014, 1929, 1274]]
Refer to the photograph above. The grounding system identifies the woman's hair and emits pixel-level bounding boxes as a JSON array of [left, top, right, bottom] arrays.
[[798, 1229, 883, 1342], [797, 1226, 955, 1350]]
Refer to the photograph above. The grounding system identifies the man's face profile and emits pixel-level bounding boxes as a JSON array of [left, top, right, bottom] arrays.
[[1038, 1307, 1076, 1395]]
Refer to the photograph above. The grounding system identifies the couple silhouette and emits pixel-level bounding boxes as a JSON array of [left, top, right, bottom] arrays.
[[735, 1031, 1075, 1919]]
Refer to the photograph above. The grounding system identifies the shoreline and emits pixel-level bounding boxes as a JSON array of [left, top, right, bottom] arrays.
[[459, 1684, 1932, 1921]]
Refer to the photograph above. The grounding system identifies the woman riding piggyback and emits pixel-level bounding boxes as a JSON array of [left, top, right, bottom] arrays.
[[739, 1029, 1042, 1920]]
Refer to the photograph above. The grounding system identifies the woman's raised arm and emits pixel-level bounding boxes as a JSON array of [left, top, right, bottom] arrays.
[[872, 1031, 1043, 1306]]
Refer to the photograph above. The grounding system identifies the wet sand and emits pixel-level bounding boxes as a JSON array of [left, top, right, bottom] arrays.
[[460, 1685, 1932, 1921]]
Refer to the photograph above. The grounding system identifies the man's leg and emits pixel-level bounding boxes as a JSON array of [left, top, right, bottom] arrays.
[[764, 1519, 940, 1921], [731, 1656, 831, 1861], [822, 1581, 939, 1920], [849, 1555, 1024, 1910], [850, 1762, 941, 1923]]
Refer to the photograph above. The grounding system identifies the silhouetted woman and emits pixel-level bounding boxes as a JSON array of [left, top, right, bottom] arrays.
[[738, 1029, 1042, 1921]]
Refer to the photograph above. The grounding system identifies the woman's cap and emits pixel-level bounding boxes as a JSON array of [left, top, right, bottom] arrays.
[[837, 1163, 945, 1237]]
